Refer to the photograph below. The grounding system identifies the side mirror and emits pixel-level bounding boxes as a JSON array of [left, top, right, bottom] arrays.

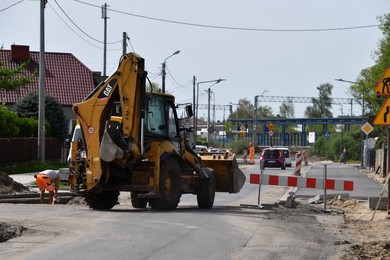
[[186, 126, 194, 133], [64, 138, 71, 149], [179, 126, 194, 133], [185, 105, 193, 118]]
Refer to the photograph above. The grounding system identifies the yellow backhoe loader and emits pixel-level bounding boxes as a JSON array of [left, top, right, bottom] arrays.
[[68, 52, 245, 210]]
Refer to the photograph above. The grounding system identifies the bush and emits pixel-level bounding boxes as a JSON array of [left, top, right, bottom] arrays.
[[314, 131, 361, 162], [230, 138, 252, 155], [15, 117, 37, 137], [0, 104, 52, 138], [0, 106, 19, 137], [16, 92, 66, 139]]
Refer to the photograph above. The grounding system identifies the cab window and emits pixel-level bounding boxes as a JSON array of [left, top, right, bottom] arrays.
[[167, 103, 178, 137], [145, 95, 167, 136], [145, 94, 178, 138]]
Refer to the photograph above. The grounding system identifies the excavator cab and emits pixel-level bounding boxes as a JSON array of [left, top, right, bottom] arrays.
[[144, 93, 178, 138]]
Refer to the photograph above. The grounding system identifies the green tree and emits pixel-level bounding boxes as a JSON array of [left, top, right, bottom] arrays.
[[305, 83, 333, 118], [279, 99, 295, 118], [0, 57, 35, 91], [347, 13, 390, 147], [0, 53, 38, 138], [257, 105, 274, 118], [147, 81, 160, 92], [0, 105, 19, 137], [314, 131, 361, 161], [304, 83, 334, 135], [16, 92, 65, 138], [353, 14, 390, 113], [236, 98, 254, 119], [229, 98, 274, 131], [278, 98, 297, 134], [0, 104, 42, 138]]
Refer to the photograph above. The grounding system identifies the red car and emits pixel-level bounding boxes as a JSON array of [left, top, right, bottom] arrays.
[[260, 148, 286, 170]]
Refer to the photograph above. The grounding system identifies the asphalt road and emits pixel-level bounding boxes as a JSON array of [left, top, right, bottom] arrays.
[[294, 163, 387, 199], [0, 162, 380, 260]]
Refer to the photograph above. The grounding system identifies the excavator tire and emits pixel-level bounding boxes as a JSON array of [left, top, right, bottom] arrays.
[[131, 192, 148, 208], [150, 157, 182, 210], [196, 173, 216, 209], [84, 190, 119, 210]]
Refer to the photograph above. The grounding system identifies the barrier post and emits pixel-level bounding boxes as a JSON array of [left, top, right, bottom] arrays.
[[258, 161, 264, 208], [295, 152, 302, 176], [323, 164, 328, 212]]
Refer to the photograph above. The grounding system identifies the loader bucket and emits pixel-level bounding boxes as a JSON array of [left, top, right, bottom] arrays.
[[199, 153, 246, 193]]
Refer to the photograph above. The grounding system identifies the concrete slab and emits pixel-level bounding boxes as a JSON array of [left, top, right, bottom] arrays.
[[368, 197, 388, 210], [308, 193, 350, 204]]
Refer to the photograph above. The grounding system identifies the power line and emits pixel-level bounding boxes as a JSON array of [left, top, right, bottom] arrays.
[[48, 2, 122, 51], [47, 2, 102, 49], [127, 37, 136, 52], [0, 0, 24, 12], [53, 0, 121, 44], [74, 0, 378, 33], [166, 67, 192, 89]]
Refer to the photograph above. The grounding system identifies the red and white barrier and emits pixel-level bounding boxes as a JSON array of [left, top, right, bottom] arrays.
[[295, 152, 302, 176], [250, 174, 354, 191]]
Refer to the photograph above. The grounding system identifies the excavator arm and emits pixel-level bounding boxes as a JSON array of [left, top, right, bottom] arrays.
[[72, 53, 146, 190]]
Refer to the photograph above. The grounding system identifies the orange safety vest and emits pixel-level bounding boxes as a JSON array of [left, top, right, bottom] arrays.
[[36, 174, 52, 187]]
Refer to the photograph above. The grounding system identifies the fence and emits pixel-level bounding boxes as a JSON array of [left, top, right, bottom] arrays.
[[0, 138, 67, 166]]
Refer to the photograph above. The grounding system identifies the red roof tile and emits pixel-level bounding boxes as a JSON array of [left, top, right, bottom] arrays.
[[0, 46, 95, 106]]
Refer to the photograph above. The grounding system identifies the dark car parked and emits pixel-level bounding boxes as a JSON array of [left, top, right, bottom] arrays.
[[260, 148, 286, 170]]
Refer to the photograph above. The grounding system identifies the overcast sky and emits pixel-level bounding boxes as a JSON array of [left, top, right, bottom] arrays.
[[1, 0, 388, 121]]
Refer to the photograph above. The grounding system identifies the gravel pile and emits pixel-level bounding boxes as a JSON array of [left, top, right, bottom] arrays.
[[0, 171, 30, 194]]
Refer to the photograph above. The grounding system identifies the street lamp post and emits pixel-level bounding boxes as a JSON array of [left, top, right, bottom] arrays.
[[335, 78, 365, 167], [207, 88, 212, 145], [253, 90, 268, 143], [229, 102, 239, 139], [207, 88, 219, 146], [193, 79, 226, 145], [162, 50, 180, 93]]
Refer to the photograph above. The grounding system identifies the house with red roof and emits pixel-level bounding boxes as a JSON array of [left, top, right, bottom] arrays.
[[0, 45, 97, 133]]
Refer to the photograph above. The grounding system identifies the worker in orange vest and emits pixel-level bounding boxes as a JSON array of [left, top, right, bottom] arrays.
[[34, 170, 60, 204], [249, 142, 255, 164]]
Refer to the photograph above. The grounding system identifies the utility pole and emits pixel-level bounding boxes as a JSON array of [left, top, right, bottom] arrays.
[[254, 96, 258, 141], [122, 32, 127, 55], [207, 88, 211, 146], [162, 62, 166, 93], [102, 3, 108, 76], [229, 104, 233, 136], [38, 0, 46, 163], [192, 76, 196, 145], [196, 79, 225, 146]]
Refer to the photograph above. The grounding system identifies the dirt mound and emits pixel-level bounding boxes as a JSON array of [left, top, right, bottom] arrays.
[[0, 222, 25, 242], [0, 171, 30, 194], [326, 196, 390, 259]]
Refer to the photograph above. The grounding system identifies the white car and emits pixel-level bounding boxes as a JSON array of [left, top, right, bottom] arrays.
[[279, 148, 292, 167], [66, 125, 85, 165], [193, 145, 209, 153]]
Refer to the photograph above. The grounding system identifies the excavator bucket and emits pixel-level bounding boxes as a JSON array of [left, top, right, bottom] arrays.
[[199, 152, 246, 193]]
